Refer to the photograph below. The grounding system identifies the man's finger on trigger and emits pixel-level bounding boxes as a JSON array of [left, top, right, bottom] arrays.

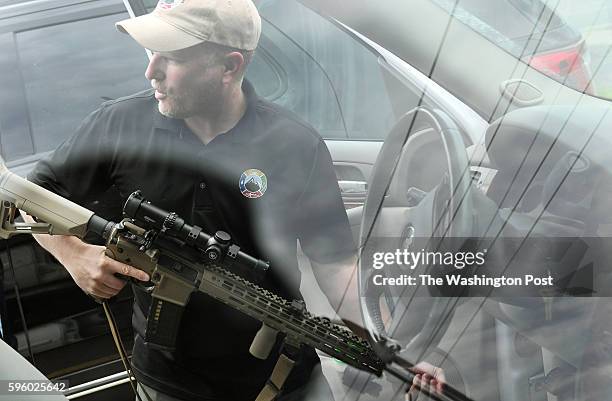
[[109, 259, 150, 281]]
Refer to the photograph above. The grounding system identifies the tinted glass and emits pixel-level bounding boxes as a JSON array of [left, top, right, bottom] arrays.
[[257, 0, 396, 140], [246, 48, 285, 100], [432, 0, 612, 99], [15, 13, 148, 157], [553, 0, 612, 99]]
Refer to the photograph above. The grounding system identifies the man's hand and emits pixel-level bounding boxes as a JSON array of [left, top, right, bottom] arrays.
[[60, 240, 150, 299], [21, 210, 149, 299], [406, 362, 446, 401]]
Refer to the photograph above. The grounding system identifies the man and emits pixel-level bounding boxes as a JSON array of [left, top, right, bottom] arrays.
[[24, 0, 450, 399], [26, 0, 357, 400]]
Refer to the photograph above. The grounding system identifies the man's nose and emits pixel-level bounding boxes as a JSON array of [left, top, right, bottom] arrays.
[[145, 53, 165, 81]]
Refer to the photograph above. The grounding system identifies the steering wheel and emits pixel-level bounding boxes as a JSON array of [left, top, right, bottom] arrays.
[[358, 107, 474, 360]]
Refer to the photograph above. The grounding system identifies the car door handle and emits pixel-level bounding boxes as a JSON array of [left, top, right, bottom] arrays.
[[338, 180, 367, 193]]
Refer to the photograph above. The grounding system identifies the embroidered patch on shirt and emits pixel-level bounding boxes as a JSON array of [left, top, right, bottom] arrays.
[[239, 169, 267, 199]]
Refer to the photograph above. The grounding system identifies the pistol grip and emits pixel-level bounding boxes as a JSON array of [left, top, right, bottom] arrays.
[[104, 247, 154, 287]]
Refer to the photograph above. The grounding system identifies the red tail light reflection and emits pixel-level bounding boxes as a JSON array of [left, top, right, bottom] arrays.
[[527, 45, 594, 94]]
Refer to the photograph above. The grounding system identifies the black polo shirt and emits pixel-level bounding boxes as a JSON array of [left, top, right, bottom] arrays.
[[29, 81, 355, 400]]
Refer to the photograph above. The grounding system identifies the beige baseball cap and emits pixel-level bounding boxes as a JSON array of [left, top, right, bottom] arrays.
[[115, 0, 261, 52]]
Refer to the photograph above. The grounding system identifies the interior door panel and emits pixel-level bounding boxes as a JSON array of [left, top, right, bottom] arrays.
[[325, 140, 382, 241], [325, 140, 382, 209]]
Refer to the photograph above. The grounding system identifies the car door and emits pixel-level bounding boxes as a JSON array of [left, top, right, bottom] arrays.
[[294, 2, 612, 401]]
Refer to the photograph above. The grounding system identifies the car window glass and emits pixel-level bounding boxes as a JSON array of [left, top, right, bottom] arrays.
[[255, 0, 396, 140], [246, 18, 348, 139], [554, 1, 612, 100], [143, 0, 157, 11], [245, 48, 285, 100], [13, 13, 148, 159], [431, 0, 612, 100]]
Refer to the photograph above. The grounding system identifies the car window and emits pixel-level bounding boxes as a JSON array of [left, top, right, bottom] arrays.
[[553, 1, 612, 99], [247, 18, 351, 139], [431, 0, 612, 99], [255, 0, 396, 140], [0, 12, 148, 162]]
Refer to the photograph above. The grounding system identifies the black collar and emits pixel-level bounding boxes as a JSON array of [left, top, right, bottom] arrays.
[[152, 80, 259, 145]]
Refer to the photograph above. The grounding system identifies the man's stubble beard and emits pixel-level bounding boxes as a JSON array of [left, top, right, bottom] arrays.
[[158, 78, 223, 120]]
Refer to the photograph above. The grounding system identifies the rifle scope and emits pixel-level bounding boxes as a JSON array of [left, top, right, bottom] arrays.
[[123, 191, 269, 273]]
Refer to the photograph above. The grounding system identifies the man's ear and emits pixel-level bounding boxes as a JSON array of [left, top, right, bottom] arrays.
[[221, 52, 245, 84]]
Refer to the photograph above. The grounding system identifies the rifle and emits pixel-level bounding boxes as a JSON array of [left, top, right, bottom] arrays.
[[0, 161, 472, 401]]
